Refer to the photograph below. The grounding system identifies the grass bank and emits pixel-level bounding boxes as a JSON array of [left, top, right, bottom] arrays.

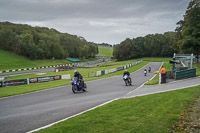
[[36, 85, 200, 133], [0, 60, 148, 98], [98, 46, 113, 57], [0, 49, 97, 71]]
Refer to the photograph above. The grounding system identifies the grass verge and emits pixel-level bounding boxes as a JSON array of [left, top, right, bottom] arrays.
[[36, 85, 200, 133], [145, 73, 159, 85], [171, 94, 200, 132]]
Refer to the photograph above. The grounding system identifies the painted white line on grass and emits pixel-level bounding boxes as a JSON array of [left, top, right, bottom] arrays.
[[27, 97, 120, 133]]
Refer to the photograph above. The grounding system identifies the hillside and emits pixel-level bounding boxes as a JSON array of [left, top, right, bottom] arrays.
[[0, 49, 71, 71], [98, 46, 113, 57], [0, 22, 98, 60]]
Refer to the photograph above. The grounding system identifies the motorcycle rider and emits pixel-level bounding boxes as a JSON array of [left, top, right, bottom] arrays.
[[74, 70, 84, 87], [123, 70, 132, 83]]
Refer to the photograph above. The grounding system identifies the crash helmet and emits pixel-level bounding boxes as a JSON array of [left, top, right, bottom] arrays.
[[74, 70, 78, 75]]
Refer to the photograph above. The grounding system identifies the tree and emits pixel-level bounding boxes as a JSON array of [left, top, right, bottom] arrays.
[[175, 0, 200, 62], [0, 22, 98, 59]]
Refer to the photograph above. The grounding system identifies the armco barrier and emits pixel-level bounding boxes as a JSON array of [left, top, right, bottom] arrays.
[[1, 79, 27, 87], [117, 67, 124, 71], [101, 70, 105, 75], [0, 74, 71, 87], [0, 81, 2, 87], [61, 74, 71, 79], [95, 60, 142, 77], [108, 68, 117, 73], [175, 68, 196, 80], [96, 71, 101, 76]]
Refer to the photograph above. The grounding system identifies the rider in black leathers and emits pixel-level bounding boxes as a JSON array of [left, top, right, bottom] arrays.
[[74, 70, 84, 87], [123, 70, 132, 83]]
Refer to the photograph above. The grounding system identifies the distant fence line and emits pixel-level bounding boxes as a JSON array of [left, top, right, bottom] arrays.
[[0, 64, 71, 74], [88, 60, 143, 77], [0, 59, 106, 74]]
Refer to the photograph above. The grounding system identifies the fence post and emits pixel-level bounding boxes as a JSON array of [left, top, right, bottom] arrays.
[[27, 78, 30, 85]]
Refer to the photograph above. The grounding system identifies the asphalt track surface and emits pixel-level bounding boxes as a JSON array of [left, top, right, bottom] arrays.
[[0, 62, 162, 133]]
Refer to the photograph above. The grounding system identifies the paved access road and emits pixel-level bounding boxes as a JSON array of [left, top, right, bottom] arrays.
[[0, 62, 162, 133]]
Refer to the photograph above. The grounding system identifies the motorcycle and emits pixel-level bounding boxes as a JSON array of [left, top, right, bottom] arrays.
[[71, 77, 87, 93], [123, 75, 132, 86]]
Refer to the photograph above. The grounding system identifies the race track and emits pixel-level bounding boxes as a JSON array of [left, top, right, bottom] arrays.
[[0, 62, 162, 133]]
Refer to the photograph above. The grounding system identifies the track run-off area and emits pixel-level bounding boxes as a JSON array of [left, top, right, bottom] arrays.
[[0, 62, 169, 133]]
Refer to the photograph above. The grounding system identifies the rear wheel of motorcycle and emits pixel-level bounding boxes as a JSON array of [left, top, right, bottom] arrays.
[[83, 83, 87, 92], [72, 85, 77, 93], [129, 80, 132, 85]]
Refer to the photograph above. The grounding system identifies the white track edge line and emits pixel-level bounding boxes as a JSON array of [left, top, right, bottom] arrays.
[[124, 83, 200, 99], [27, 97, 120, 133], [28, 77, 199, 133], [127, 62, 163, 95]]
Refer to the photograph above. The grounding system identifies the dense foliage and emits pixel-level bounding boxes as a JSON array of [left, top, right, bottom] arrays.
[[174, 0, 200, 62], [113, 32, 176, 60], [0, 22, 98, 59]]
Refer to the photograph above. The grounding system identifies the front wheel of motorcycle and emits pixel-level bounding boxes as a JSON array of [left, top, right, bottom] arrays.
[[72, 85, 78, 93], [125, 80, 128, 86], [83, 83, 87, 92]]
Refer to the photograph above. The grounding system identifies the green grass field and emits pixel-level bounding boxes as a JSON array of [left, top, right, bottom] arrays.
[[36, 85, 200, 133], [0, 49, 98, 71], [0, 49, 71, 71], [98, 46, 113, 57], [0, 59, 148, 98]]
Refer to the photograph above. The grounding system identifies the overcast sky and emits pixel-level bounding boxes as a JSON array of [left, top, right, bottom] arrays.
[[0, 0, 189, 44]]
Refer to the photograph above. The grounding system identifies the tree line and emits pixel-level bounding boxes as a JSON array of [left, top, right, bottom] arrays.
[[114, 0, 200, 62], [113, 32, 176, 60], [174, 0, 200, 63], [0, 22, 98, 59]]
